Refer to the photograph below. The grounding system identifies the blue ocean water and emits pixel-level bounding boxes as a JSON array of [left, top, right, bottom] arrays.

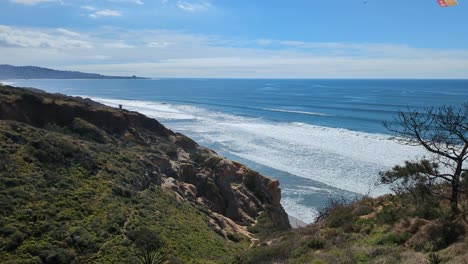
[[6, 79, 468, 222]]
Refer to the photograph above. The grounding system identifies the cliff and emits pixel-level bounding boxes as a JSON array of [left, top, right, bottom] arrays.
[[0, 85, 290, 263]]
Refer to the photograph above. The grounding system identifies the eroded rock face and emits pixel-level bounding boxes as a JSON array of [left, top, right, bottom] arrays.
[[169, 153, 290, 229], [0, 85, 291, 238]]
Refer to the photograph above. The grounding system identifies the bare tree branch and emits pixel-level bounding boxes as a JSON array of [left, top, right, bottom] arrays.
[[382, 102, 467, 216]]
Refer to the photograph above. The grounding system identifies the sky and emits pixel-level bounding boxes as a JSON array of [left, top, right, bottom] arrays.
[[0, 0, 468, 78]]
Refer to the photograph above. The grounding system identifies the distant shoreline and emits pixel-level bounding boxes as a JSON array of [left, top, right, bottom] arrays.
[[0, 78, 149, 81], [0, 64, 148, 80]]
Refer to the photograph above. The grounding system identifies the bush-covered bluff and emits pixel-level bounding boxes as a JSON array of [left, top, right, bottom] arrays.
[[239, 190, 467, 264], [0, 85, 290, 263]]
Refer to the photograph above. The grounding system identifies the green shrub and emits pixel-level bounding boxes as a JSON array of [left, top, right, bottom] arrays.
[[244, 244, 289, 264], [376, 205, 403, 225], [316, 197, 354, 225], [20, 93, 42, 104], [66, 228, 99, 254], [375, 232, 412, 245], [227, 232, 244, 242], [72, 118, 109, 143], [247, 212, 275, 235], [4, 231, 26, 251], [304, 236, 326, 250], [112, 185, 133, 198], [26, 136, 78, 164], [39, 248, 75, 264], [44, 123, 70, 135], [160, 144, 178, 159], [410, 221, 465, 252], [174, 134, 197, 151], [190, 152, 207, 164], [322, 202, 357, 232], [126, 227, 168, 264], [204, 156, 222, 169], [352, 204, 373, 216], [231, 254, 247, 264]]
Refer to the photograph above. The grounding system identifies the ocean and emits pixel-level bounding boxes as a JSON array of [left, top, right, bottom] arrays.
[[6, 79, 468, 223]]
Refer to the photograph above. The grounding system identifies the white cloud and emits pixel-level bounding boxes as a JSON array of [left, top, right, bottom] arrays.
[[107, 0, 144, 4], [0, 25, 91, 49], [56, 28, 81, 37], [89, 9, 122, 18], [147, 41, 173, 48], [1, 25, 468, 78], [104, 42, 134, 48], [176, 0, 210, 12], [9, 0, 57, 5], [81, 5, 96, 11]]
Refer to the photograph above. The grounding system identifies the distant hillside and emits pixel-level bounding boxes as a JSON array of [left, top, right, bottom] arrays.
[[0, 64, 147, 79]]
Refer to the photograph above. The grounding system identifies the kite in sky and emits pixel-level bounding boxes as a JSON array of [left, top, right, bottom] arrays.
[[438, 0, 459, 7]]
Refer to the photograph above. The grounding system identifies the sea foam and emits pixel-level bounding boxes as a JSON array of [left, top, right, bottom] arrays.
[[261, 108, 331, 116]]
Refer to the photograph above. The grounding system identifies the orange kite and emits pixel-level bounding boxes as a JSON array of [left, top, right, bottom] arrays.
[[438, 0, 458, 7]]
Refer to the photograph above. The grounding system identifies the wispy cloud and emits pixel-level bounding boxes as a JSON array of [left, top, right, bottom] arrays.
[[147, 41, 173, 48], [89, 9, 122, 18], [1, 25, 467, 78], [80, 5, 123, 18], [107, 0, 144, 5], [0, 25, 91, 49], [8, 0, 58, 5], [176, 0, 210, 12], [56, 28, 81, 37], [81, 5, 96, 11]]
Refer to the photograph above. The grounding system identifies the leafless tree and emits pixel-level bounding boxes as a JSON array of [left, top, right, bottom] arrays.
[[382, 103, 468, 216]]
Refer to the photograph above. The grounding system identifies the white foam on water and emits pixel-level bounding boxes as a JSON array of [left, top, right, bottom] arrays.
[[282, 196, 319, 224], [261, 108, 331, 116], [89, 97, 429, 222], [83, 97, 197, 121], [282, 185, 333, 195]]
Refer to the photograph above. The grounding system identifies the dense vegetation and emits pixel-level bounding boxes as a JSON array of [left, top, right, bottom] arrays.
[[0, 86, 286, 263], [0, 120, 249, 263], [240, 188, 467, 263]]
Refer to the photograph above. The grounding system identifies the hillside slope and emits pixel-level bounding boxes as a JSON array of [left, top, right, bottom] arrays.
[[0, 85, 290, 263], [240, 184, 468, 263]]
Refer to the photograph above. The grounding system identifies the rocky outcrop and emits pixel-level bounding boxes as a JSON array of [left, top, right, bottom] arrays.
[[0, 85, 291, 239], [167, 156, 290, 230]]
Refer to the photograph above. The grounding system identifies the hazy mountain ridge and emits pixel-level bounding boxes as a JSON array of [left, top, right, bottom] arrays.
[[0, 65, 147, 79]]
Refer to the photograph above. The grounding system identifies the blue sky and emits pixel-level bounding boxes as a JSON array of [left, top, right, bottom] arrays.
[[1, 0, 467, 78]]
